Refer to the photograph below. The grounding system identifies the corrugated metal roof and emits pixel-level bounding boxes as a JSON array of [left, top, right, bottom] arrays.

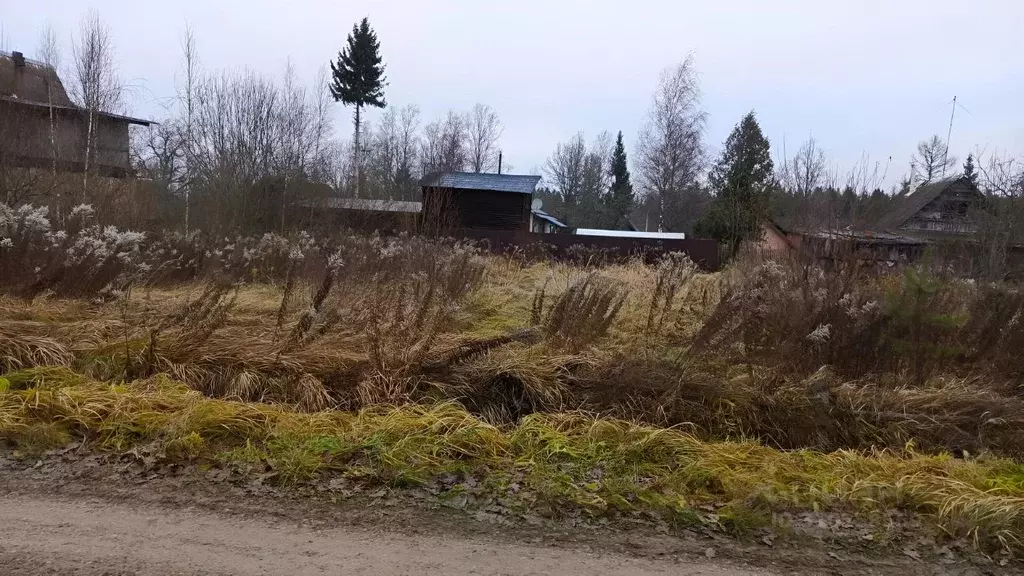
[[575, 229, 686, 240], [421, 172, 541, 194], [532, 209, 566, 228]]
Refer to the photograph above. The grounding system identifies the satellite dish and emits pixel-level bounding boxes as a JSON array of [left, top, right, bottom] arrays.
[[531, 198, 543, 211]]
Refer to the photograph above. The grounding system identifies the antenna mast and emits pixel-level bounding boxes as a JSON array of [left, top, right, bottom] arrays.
[[942, 96, 956, 178]]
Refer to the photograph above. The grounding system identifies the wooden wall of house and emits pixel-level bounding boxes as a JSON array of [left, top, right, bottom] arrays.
[[901, 181, 981, 234], [0, 101, 132, 176], [422, 187, 531, 232]]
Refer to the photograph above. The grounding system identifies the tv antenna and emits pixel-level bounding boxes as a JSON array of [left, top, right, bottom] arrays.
[[941, 96, 971, 178]]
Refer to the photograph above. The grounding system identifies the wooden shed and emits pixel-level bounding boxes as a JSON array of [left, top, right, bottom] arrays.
[[421, 172, 541, 232]]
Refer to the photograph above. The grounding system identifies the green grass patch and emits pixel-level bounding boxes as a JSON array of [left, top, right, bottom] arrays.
[[0, 369, 1022, 551]]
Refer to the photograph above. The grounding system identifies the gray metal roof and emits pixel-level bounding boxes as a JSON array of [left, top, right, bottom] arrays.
[[532, 209, 566, 228], [421, 172, 541, 194], [575, 229, 687, 240]]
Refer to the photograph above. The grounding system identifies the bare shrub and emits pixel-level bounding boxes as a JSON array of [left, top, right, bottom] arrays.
[[533, 273, 626, 352], [685, 257, 1024, 413], [356, 237, 486, 402], [643, 252, 697, 343]]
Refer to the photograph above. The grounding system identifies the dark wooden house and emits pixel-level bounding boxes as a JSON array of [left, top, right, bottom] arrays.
[[421, 172, 541, 231], [0, 50, 150, 177], [876, 177, 984, 237]]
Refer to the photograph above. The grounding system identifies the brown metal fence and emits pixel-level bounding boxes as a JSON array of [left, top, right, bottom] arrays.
[[452, 230, 721, 272]]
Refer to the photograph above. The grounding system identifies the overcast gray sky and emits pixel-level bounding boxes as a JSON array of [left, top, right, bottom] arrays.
[[2, 0, 1022, 189]]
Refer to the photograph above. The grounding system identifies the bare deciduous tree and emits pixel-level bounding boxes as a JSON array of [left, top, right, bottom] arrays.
[[366, 108, 399, 198], [975, 153, 1024, 279], [152, 59, 335, 233], [421, 110, 466, 174], [364, 104, 421, 199], [466, 103, 502, 173], [178, 22, 199, 232], [70, 11, 124, 202], [542, 131, 615, 226], [544, 132, 587, 207], [37, 23, 60, 71], [395, 104, 420, 199], [635, 56, 706, 231], [35, 23, 62, 178], [780, 136, 826, 197], [134, 116, 185, 222], [912, 134, 957, 184]]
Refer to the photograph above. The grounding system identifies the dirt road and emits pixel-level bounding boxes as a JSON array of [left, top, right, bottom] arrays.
[[0, 494, 770, 576]]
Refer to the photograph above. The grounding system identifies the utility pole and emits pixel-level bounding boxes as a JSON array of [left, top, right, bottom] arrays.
[[942, 96, 956, 179]]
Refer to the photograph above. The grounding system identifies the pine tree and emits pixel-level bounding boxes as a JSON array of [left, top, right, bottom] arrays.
[[329, 17, 387, 197], [963, 153, 978, 186], [694, 112, 774, 256], [604, 131, 634, 229]]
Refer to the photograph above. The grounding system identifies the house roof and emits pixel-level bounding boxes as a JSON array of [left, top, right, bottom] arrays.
[[532, 208, 566, 228], [421, 172, 542, 194], [0, 51, 151, 126], [0, 95, 153, 126], [874, 177, 976, 232], [801, 228, 925, 246], [0, 51, 73, 106]]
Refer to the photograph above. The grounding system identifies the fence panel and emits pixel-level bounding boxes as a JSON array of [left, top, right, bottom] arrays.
[[453, 230, 720, 272]]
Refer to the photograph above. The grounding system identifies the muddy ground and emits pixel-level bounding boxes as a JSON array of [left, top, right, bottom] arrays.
[[0, 445, 1016, 575]]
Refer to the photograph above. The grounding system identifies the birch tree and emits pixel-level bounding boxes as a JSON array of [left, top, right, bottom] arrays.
[[635, 56, 706, 231], [421, 111, 466, 174], [466, 103, 502, 173], [70, 12, 124, 203]]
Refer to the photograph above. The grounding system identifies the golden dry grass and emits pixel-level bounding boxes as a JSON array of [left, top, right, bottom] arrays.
[[2, 254, 1022, 456], [0, 369, 1021, 551]]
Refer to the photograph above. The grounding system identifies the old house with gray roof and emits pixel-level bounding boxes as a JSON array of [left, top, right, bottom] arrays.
[[0, 50, 150, 178], [876, 177, 984, 238]]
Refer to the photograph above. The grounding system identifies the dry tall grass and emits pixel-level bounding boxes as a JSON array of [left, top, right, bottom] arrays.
[[1, 219, 1023, 461]]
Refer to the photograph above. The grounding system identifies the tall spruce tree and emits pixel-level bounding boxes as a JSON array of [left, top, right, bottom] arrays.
[[694, 111, 774, 256], [604, 131, 635, 228], [330, 17, 387, 197], [963, 153, 978, 186]]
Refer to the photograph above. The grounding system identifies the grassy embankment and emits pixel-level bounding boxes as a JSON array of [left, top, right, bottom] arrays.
[[1, 254, 1023, 551]]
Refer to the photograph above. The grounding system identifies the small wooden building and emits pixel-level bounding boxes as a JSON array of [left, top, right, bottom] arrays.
[[421, 172, 541, 232], [0, 50, 150, 177]]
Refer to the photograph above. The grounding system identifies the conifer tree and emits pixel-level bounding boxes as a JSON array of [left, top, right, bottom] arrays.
[[604, 131, 635, 228], [694, 111, 774, 256], [963, 153, 978, 186], [329, 17, 387, 196]]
